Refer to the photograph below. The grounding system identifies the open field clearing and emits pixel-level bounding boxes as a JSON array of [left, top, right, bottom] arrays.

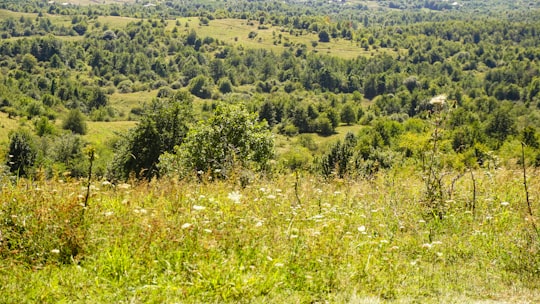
[[1, 168, 539, 302], [59, 0, 136, 5], [172, 17, 398, 60], [85, 120, 136, 144], [0, 112, 20, 145]]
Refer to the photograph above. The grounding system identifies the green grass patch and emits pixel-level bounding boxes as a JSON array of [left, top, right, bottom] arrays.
[[109, 90, 159, 117], [1, 168, 540, 302], [85, 120, 136, 145], [0, 112, 20, 145], [171, 17, 397, 59]]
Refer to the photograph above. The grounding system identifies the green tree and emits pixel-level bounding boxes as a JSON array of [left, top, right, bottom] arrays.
[[88, 87, 108, 110], [340, 104, 357, 125], [188, 75, 212, 99], [521, 126, 539, 149], [62, 109, 87, 135], [169, 103, 273, 178], [6, 129, 37, 177], [218, 77, 233, 94], [34, 117, 56, 137], [111, 93, 193, 180], [21, 54, 38, 72], [485, 107, 516, 147], [318, 30, 330, 43]]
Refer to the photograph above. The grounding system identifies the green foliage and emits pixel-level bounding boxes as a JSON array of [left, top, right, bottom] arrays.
[[6, 128, 36, 177], [62, 109, 87, 135], [321, 132, 356, 177], [188, 75, 213, 99], [485, 107, 517, 148], [21, 54, 37, 73], [111, 93, 193, 180], [521, 126, 539, 149], [340, 103, 357, 125], [217, 77, 233, 94], [165, 103, 273, 178], [34, 116, 56, 137], [318, 30, 330, 43]]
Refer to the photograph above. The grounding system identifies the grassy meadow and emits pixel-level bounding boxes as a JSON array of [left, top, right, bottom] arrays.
[[1, 166, 540, 302], [170, 17, 397, 60]]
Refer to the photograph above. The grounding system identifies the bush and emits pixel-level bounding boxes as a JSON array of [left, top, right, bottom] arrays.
[[162, 103, 273, 178], [6, 128, 37, 177], [62, 109, 87, 135]]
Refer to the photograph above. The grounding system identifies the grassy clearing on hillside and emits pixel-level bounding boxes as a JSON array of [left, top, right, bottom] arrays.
[[109, 90, 159, 117], [96, 15, 138, 29], [0, 112, 21, 145], [170, 17, 396, 60], [69, 0, 136, 4], [85, 120, 136, 144], [1, 167, 539, 302]]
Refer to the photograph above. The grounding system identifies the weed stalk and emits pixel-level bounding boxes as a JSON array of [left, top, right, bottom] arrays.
[[521, 142, 537, 234]]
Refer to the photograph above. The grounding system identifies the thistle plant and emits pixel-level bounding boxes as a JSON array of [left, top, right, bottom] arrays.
[[422, 95, 449, 219]]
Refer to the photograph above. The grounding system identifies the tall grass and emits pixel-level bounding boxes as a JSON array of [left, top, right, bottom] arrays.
[[0, 166, 539, 302]]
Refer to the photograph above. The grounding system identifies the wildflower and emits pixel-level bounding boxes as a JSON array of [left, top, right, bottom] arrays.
[[51, 249, 60, 254], [193, 205, 206, 211], [422, 243, 433, 249], [228, 191, 242, 204], [104, 211, 114, 217], [274, 263, 284, 267], [357, 226, 367, 233], [181, 223, 192, 229], [255, 221, 263, 227], [267, 194, 276, 200], [203, 229, 212, 233], [117, 183, 131, 190], [501, 201, 510, 207]]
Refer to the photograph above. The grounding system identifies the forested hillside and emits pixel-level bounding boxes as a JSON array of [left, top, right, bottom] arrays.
[[1, 0, 539, 179], [1, 1, 540, 301]]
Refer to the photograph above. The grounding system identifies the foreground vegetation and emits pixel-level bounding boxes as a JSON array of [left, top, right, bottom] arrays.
[[1, 0, 540, 301], [1, 167, 539, 302]]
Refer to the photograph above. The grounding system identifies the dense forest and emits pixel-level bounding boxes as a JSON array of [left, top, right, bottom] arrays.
[[0, 0, 539, 181]]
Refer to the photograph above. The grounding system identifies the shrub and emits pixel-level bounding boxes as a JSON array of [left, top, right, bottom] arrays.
[[162, 103, 273, 178], [62, 109, 87, 135], [6, 128, 37, 177]]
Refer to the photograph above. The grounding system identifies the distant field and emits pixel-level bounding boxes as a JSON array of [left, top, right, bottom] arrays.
[[85, 120, 136, 145], [109, 90, 159, 116], [65, 0, 136, 4], [170, 17, 396, 60]]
